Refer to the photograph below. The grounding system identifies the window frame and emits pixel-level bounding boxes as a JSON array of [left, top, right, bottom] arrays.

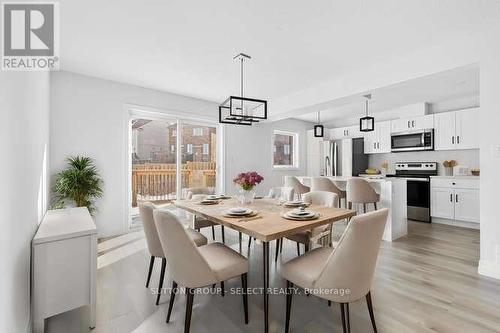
[[272, 129, 299, 169]]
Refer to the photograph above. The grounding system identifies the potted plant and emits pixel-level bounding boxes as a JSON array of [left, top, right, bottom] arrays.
[[443, 160, 457, 176], [233, 171, 264, 204], [52, 156, 104, 215]]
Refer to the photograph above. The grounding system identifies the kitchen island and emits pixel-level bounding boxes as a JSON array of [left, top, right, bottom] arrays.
[[297, 176, 407, 242]]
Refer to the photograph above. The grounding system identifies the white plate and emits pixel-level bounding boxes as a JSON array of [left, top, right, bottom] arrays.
[[226, 208, 252, 216], [289, 209, 313, 217], [282, 212, 320, 221]]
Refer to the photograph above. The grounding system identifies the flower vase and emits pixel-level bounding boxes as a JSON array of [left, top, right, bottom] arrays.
[[238, 188, 256, 205]]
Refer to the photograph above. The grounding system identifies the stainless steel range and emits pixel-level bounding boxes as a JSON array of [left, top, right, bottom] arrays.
[[388, 162, 438, 222]]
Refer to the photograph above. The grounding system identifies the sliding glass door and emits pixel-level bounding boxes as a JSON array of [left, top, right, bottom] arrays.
[[129, 115, 218, 227], [180, 122, 217, 199]]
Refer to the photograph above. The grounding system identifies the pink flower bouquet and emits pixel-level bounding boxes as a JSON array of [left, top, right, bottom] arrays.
[[233, 171, 264, 191]]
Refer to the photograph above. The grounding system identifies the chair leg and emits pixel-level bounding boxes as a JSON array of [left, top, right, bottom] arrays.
[[285, 281, 294, 333], [166, 281, 177, 323], [241, 273, 249, 324], [280, 238, 283, 253], [340, 303, 347, 333], [346, 303, 350, 333], [275, 239, 280, 262], [304, 243, 309, 253], [156, 258, 166, 305], [328, 300, 331, 307], [184, 288, 194, 333], [374, 202, 378, 210], [348, 202, 352, 210], [239, 232, 243, 249], [211, 225, 216, 240], [146, 256, 155, 288], [220, 281, 225, 297], [296, 242, 300, 256], [221, 226, 225, 244], [363, 203, 367, 213], [248, 235, 252, 249], [366, 291, 378, 333]]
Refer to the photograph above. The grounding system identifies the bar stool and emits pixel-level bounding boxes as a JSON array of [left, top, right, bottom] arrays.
[[311, 177, 346, 208], [284, 176, 310, 201], [346, 178, 380, 213]]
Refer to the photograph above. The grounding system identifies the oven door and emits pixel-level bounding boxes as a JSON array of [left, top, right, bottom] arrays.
[[391, 131, 433, 152], [406, 178, 431, 222]]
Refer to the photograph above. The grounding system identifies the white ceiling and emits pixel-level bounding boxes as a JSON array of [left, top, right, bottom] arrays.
[[293, 64, 480, 126], [60, 0, 498, 117]]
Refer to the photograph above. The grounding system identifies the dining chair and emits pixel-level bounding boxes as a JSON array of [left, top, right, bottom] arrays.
[[139, 202, 207, 305], [282, 208, 389, 333], [188, 189, 226, 243], [284, 176, 310, 200], [267, 186, 295, 201], [311, 177, 346, 208], [346, 178, 380, 213], [153, 210, 249, 333], [284, 191, 338, 260]]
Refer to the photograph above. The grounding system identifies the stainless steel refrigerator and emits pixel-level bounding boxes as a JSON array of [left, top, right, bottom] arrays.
[[322, 138, 368, 176]]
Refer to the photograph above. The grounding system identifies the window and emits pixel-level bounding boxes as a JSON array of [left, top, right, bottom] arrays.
[[273, 130, 298, 168], [186, 144, 193, 154], [172, 129, 177, 137], [202, 143, 209, 155], [193, 127, 203, 136]]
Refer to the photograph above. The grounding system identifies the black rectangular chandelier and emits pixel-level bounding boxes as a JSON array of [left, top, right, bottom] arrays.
[[313, 111, 324, 137], [359, 94, 375, 132], [219, 53, 267, 126]]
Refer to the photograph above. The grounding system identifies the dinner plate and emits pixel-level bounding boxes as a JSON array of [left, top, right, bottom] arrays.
[[199, 200, 220, 205], [288, 209, 314, 217], [283, 201, 306, 207], [223, 210, 258, 218], [282, 212, 320, 221]]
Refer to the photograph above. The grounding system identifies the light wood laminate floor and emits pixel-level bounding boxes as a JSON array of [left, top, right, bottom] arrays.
[[45, 221, 500, 333]]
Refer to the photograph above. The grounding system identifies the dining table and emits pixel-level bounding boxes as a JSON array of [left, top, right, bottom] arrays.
[[174, 197, 356, 333]]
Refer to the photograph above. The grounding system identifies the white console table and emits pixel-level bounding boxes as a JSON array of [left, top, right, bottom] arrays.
[[32, 207, 97, 333]]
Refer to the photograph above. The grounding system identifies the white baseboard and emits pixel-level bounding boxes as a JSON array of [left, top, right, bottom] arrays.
[[478, 259, 500, 280], [431, 217, 480, 230]]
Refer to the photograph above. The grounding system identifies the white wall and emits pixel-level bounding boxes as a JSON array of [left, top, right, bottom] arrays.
[[50, 71, 219, 237], [0, 72, 50, 333], [224, 118, 312, 196], [478, 24, 500, 280], [369, 150, 479, 176]]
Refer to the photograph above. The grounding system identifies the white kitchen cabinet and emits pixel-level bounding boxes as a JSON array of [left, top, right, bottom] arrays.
[[430, 177, 480, 225], [455, 109, 479, 150], [330, 125, 363, 139], [363, 121, 391, 154], [435, 108, 479, 150], [454, 188, 480, 223], [431, 187, 455, 219], [391, 114, 434, 133]]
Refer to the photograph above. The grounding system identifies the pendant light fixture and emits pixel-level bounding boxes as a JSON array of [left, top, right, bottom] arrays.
[[314, 111, 324, 137], [219, 53, 267, 126], [359, 94, 374, 132]]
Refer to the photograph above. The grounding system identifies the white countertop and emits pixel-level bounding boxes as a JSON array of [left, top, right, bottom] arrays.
[[33, 207, 97, 245], [430, 176, 480, 179]]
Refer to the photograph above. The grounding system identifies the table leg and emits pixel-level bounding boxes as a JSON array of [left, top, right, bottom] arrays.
[[263, 241, 269, 333]]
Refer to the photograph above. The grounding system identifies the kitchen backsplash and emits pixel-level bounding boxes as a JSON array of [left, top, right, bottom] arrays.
[[369, 149, 479, 175]]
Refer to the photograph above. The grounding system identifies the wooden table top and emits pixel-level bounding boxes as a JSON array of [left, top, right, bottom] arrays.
[[174, 198, 356, 242]]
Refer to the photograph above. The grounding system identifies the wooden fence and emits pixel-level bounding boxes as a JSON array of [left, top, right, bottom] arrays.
[[131, 162, 216, 206]]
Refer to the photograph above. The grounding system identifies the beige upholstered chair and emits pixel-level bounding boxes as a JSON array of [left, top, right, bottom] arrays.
[[284, 176, 310, 200], [284, 191, 338, 260], [153, 210, 249, 332], [188, 188, 225, 243], [282, 208, 389, 333], [311, 177, 346, 208], [346, 178, 380, 213], [267, 186, 295, 201], [139, 202, 207, 305]]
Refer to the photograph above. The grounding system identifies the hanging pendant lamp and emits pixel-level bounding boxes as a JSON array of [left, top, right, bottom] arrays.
[[219, 53, 267, 126], [360, 94, 374, 132], [314, 111, 324, 137]]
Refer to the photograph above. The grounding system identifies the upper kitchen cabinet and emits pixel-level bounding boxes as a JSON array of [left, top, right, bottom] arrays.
[[435, 108, 479, 150], [330, 125, 363, 139], [391, 114, 434, 133], [364, 121, 391, 154]]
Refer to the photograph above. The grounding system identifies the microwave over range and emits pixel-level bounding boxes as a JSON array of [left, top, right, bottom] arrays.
[[391, 129, 434, 152]]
